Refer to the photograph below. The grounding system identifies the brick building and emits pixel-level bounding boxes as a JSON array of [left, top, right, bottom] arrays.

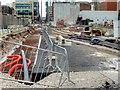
[[0, 5, 14, 15], [80, 2, 91, 11], [97, 0, 117, 11]]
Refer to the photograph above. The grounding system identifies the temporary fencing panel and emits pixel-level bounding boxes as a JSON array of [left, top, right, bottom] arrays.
[[0, 29, 73, 87]]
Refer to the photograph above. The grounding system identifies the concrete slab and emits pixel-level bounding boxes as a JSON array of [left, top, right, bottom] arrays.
[[58, 41, 72, 46], [100, 70, 118, 84], [37, 71, 114, 88]]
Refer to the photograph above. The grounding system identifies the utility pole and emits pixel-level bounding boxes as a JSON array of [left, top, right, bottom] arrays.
[[41, 0, 42, 26]]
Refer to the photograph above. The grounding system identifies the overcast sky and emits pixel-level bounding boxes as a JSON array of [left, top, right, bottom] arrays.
[[0, 0, 92, 17]]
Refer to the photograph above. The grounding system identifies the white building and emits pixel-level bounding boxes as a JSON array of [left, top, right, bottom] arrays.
[[114, 1, 120, 38], [53, 2, 80, 25], [79, 11, 118, 24]]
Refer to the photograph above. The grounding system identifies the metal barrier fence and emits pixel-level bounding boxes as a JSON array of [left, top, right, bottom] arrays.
[[98, 41, 119, 50], [42, 30, 54, 69], [0, 25, 30, 38], [0, 29, 73, 87], [53, 44, 74, 86]]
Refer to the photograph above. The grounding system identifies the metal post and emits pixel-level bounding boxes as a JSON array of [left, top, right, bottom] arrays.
[[41, 0, 42, 26], [21, 50, 29, 81]]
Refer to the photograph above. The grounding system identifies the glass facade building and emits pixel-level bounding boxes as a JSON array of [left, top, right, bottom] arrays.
[[15, 0, 38, 2], [13, 0, 40, 22]]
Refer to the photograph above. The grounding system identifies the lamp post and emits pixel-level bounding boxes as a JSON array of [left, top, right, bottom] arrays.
[[41, 0, 42, 26]]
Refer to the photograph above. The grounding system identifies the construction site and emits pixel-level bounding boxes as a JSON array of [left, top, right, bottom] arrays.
[[0, 0, 120, 89]]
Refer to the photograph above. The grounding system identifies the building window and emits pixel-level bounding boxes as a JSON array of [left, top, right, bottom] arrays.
[[16, 4, 32, 9]]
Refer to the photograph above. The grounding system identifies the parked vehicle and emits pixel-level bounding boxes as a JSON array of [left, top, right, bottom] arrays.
[[90, 38, 102, 45], [90, 37, 116, 45]]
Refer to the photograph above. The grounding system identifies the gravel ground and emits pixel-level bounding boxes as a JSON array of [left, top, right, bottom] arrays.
[[0, 71, 117, 89], [0, 72, 51, 89], [0, 72, 30, 89]]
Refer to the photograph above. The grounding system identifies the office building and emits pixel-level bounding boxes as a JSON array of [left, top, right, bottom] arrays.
[[13, 0, 40, 23], [46, 6, 53, 21], [46, 1, 53, 22], [0, 5, 14, 15]]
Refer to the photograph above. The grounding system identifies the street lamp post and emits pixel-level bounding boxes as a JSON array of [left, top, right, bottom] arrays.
[[41, 0, 42, 26]]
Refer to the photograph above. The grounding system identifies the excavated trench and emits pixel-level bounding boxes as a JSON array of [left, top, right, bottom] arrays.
[[1, 29, 52, 83]]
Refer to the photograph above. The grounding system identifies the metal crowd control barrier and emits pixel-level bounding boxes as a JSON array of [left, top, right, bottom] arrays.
[[42, 30, 54, 69], [54, 44, 74, 86], [41, 29, 74, 86], [21, 50, 29, 81], [0, 38, 73, 87]]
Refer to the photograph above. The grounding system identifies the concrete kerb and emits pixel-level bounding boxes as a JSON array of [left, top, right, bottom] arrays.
[[66, 39, 119, 56], [52, 28, 119, 55]]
